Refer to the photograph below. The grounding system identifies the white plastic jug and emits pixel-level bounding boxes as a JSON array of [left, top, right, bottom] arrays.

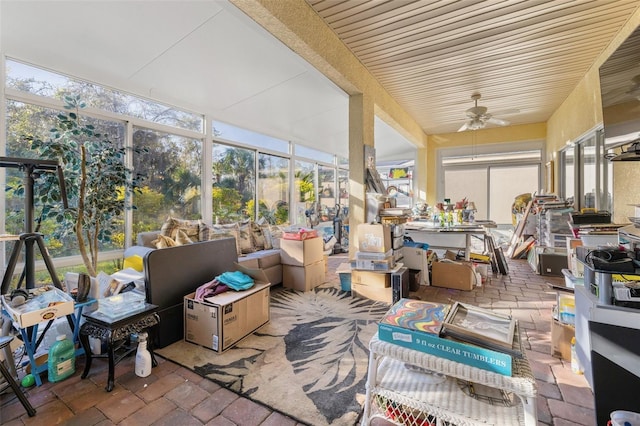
[[609, 410, 640, 426]]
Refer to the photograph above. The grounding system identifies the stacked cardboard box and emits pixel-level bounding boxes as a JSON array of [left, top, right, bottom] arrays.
[[280, 237, 325, 292], [351, 223, 408, 303]]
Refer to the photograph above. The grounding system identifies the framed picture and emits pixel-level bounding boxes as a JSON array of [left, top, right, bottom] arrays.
[[440, 302, 519, 355]]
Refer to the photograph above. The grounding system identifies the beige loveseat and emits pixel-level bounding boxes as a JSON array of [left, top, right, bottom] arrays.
[[125, 217, 284, 286]]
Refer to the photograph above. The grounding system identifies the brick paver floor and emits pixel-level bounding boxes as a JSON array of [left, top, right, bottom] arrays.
[[1, 253, 594, 425]]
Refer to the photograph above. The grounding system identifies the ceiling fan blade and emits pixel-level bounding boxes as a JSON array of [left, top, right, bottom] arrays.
[[486, 117, 510, 126], [458, 122, 471, 132]]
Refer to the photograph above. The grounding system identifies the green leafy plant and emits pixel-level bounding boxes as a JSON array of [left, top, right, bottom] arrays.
[[26, 94, 144, 276]]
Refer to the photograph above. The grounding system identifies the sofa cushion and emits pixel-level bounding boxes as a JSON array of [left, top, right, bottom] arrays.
[[206, 223, 242, 256], [138, 231, 161, 248], [237, 256, 260, 269], [261, 224, 273, 250], [251, 221, 267, 250], [160, 216, 200, 242], [153, 234, 178, 249], [175, 229, 194, 245], [237, 221, 256, 254]]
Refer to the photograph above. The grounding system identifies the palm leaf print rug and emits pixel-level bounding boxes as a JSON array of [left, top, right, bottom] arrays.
[[156, 283, 390, 426]]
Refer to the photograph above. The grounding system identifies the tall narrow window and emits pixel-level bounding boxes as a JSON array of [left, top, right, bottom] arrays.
[[258, 154, 289, 225], [561, 147, 576, 203], [132, 128, 202, 243], [212, 144, 256, 223], [581, 136, 597, 210], [294, 160, 317, 226], [318, 165, 336, 222]]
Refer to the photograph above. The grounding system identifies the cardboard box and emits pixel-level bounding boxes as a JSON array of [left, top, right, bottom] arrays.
[[431, 260, 476, 291], [2, 286, 74, 328], [351, 282, 392, 303], [262, 264, 282, 287], [378, 301, 513, 376], [351, 270, 390, 288], [283, 260, 326, 292], [280, 237, 323, 266], [551, 317, 575, 361], [357, 223, 392, 253], [184, 267, 270, 353]]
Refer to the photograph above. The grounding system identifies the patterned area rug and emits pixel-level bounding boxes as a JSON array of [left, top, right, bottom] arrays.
[[156, 283, 390, 426]]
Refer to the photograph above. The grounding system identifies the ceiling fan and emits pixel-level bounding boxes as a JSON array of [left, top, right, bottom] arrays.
[[457, 93, 512, 132]]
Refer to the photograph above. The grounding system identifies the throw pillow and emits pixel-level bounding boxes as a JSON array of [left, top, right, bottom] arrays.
[[174, 229, 194, 246], [269, 225, 284, 249], [198, 220, 211, 242], [261, 224, 273, 250], [152, 235, 177, 249], [250, 221, 266, 251], [237, 221, 256, 254], [210, 223, 242, 256], [160, 216, 200, 242]]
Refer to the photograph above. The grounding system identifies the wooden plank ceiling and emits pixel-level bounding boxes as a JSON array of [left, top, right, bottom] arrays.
[[306, 0, 640, 134]]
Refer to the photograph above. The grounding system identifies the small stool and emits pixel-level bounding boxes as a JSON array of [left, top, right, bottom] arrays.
[[79, 304, 159, 391], [0, 336, 36, 417]]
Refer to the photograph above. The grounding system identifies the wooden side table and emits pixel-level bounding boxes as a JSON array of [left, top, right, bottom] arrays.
[[79, 303, 159, 391], [362, 329, 537, 426]]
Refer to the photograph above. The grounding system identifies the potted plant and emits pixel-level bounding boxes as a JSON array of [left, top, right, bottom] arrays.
[[26, 95, 144, 277]]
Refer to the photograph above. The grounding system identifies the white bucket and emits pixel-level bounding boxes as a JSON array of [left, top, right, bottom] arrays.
[[609, 410, 640, 426]]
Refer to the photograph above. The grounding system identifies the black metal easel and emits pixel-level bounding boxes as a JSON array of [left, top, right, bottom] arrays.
[[0, 156, 67, 295]]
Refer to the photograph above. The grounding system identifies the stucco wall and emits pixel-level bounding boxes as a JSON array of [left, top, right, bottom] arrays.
[[426, 123, 547, 205]]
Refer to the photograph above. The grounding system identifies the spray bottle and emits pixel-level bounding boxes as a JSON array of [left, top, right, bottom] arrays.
[[135, 332, 152, 377]]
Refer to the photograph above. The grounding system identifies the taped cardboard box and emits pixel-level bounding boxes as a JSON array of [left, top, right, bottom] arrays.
[[551, 317, 574, 361], [283, 260, 326, 292], [184, 265, 271, 353], [280, 237, 323, 266], [351, 270, 390, 288], [431, 260, 477, 291], [351, 282, 392, 304], [357, 223, 392, 253]]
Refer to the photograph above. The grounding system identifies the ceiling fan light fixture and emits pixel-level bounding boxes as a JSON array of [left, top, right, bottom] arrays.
[[457, 92, 511, 132], [604, 138, 640, 161]]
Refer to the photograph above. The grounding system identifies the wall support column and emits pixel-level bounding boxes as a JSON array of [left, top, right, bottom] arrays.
[[349, 93, 375, 256]]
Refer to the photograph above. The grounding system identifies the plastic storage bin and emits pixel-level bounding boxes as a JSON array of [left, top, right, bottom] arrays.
[[336, 262, 351, 291]]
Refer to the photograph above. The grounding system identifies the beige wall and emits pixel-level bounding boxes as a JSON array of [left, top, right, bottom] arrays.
[[426, 123, 547, 206]]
